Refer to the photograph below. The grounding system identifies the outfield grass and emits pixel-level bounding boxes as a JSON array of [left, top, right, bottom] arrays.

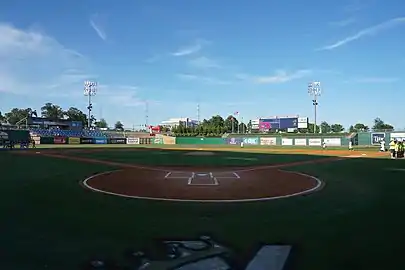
[[1, 147, 404, 270]]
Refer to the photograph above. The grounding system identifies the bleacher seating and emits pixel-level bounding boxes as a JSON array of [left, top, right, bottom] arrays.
[[30, 128, 107, 138], [29, 128, 151, 138]]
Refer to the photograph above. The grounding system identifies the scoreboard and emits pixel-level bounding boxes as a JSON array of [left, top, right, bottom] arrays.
[[259, 117, 307, 130]]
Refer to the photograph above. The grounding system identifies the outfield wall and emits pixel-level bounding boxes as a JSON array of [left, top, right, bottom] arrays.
[[31, 131, 405, 147], [175, 132, 404, 147]]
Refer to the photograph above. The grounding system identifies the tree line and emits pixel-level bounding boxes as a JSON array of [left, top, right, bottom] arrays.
[[170, 116, 395, 136], [0, 104, 396, 135], [0, 103, 125, 131]]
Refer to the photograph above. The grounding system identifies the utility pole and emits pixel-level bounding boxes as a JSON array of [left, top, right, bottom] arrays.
[[84, 81, 97, 128], [308, 82, 321, 134], [145, 101, 149, 130], [197, 103, 200, 124]]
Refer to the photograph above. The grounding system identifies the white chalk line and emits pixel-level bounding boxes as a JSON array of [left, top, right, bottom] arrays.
[[223, 157, 258, 161], [385, 168, 405, 172], [81, 169, 323, 203], [188, 172, 219, 186]]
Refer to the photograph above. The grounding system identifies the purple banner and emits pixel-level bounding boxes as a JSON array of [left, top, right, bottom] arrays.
[[226, 137, 243, 145]]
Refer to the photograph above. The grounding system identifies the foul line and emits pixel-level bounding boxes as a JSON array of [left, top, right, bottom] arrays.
[[82, 169, 323, 203]]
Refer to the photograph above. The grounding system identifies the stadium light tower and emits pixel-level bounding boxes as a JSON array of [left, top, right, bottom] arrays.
[[84, 81, 97, 128], [308, 81, 321, 134]]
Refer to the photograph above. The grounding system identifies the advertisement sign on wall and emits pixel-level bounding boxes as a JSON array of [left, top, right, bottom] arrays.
[[259, 121, 272, 131], [371, 133, 386, 145], [54, 136, 66, 144], [390, 133, 405, 142], [40, 137, 54, 144], [153, 138, 163, 144], [243, 137, 259, 145], [80, 138, 93, 144], [308, 138, 322, 146], [109, 138, 126, 144], [260, 137, 277, 145], [127, 137, 140, 144], [68, 137, 80, 144], [323, 138, 341, 146], [294, 138, 307, 146], [226, 137, 243, 145], [93, 138, 107, 144], [139, 138, 152, 144], [281, 138, 293, 145]]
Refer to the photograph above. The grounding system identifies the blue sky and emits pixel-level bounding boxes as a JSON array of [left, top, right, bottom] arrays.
[[0, 0, 404, 130]]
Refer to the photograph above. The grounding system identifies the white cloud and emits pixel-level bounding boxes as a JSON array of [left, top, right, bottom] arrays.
[[318, 17, 405, 50], [171, 39, 210, 57], [172, 44, 201, 56], [347, 77, 399, 83], [329, 18, 356, 27], [0, 22, 148, 109], [176, 73, 231, 85], [0, 22, 91, 95], [254, 69, 312, 84], [97, 84, 147, 107], [89, 14, 107, 41], [189, 56, 220, 69]]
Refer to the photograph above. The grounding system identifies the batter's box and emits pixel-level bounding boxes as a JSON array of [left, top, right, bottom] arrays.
[[211, 171, 240, 179], [164, 172, 192, 179], [188, 172, 219, 186]]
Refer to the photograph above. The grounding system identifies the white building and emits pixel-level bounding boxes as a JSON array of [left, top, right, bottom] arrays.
[[160, 118, 199, 129]]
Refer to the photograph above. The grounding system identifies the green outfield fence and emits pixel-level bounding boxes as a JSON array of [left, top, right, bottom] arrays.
[[5, 130, 404, 147]]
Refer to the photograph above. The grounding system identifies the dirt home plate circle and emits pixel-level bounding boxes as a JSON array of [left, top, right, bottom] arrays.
[[83, 165, 323, 202]]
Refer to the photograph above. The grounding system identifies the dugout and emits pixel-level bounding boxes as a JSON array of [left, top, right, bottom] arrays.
[[0, 129, 31, 147]]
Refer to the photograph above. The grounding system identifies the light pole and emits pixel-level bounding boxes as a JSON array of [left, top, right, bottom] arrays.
[[308, 81, 321, 134], [84, 81, 97, 128]]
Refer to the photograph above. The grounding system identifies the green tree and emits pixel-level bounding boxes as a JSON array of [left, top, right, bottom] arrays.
[[224, 115, 238, 133], [40, 103, 64, 119], [95, 118, 108, 128], [330, 123, 344, 133], [4, 108, 34, 125], [114, 121, 124, 131], [0, 111, 5, 124], [207, 115, 225, 128], [372, 118, 394, 131], [320, 121, 331, 133], [247, 120, 252, 133], [238, 122, 247, 133], [353, 123, 369, 132], [307, 123, 320, 133], [64, 107, 88, 126]]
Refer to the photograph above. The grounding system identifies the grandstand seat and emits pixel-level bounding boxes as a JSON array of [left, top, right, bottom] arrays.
[[29, 128, 107, 138]]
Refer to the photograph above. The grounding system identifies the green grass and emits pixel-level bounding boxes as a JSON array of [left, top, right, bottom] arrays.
[[64, 148, 325, 166], [1, 147, 404, 269]]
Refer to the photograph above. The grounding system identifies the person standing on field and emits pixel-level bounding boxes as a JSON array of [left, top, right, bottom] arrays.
[[380, 140, 385, 152], [348, 140, 353, 151], [389, 139, 396, 159]]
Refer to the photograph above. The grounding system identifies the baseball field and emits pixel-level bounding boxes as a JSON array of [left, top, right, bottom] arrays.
[[2, 145, 404, 270]]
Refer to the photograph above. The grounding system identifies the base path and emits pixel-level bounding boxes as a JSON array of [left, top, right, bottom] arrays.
[[83, 166, 322, 202]]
